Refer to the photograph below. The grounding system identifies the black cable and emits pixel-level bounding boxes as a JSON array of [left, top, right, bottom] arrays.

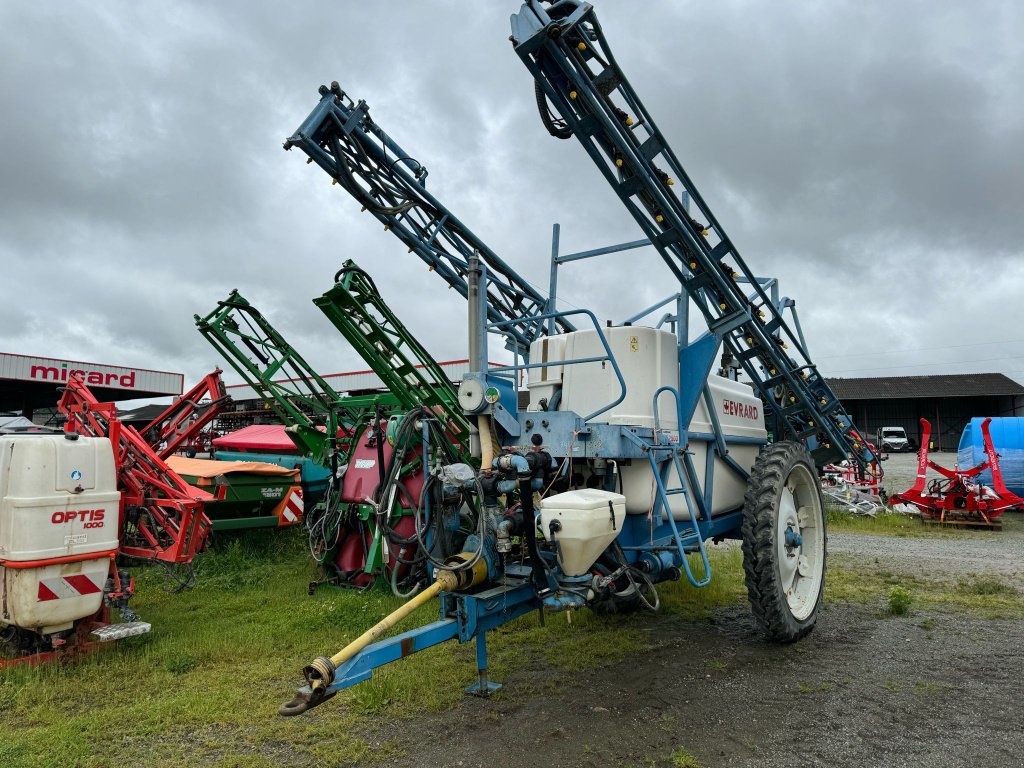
[[534, 81, 573, 139]]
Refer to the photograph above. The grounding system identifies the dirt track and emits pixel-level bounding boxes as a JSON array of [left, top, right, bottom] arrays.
[[362, 527, 1024, 768]]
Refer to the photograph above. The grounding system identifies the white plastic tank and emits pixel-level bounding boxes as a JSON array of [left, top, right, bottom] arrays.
[[619, 375, 766, 519], [526, 325, 765, 520], [539, 488, 625, 576], [527, 334, 566, 408], [0, 434, 120, 633], [530, 327, 679, 428]]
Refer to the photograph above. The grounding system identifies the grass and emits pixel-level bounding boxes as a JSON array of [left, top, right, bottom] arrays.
[[825, 507, 929, 536], [826, 506, 1020, 537], [2, 525, 1019, 767], [0, 533, 748, 768], [659, 546, 747, 619], [670, 747, 704, 768], [887, 585, 913, 615], [827, 563, 1024, 619]]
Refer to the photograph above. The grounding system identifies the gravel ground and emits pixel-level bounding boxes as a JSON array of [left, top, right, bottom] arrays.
[[360, 527, 1024, 768], [830, 515, 1024, 584], [879, 451, 958, 495]]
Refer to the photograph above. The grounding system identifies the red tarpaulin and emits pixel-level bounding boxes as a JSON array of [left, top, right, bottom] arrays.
[[212, 424, 315, 453]]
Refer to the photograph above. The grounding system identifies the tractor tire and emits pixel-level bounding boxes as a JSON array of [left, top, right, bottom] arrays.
[[741, 441, 826, 643]]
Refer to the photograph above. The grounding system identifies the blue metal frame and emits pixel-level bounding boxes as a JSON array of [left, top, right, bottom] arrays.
[[308, 574, 539, 697], [280, 1, 884, 705], [285, 86, 574, 357], [510, 0, 877, 471]]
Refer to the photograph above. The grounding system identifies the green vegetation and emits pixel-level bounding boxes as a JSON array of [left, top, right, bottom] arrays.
[[958, 576, 1016, 597], [670, 746, 705, 768], [2, 525, 1020, 767], [659, 546, 746, 619], [0, 534, 746, 767], [828, 560, 1024, 619], [887, 585, 914, 615], [826, 507, 926, 536]]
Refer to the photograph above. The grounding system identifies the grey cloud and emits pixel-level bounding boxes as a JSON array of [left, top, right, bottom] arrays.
[[1, 0, 1021, 399]]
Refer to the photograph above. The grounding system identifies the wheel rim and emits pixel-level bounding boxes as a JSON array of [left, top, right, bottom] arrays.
[[775, 463, 824, 621]]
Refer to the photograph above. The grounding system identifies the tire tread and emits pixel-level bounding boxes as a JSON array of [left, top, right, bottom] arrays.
[[741, 441, 826, 643]]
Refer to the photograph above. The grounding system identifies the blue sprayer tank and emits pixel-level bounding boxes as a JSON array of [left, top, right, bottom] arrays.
[[957, 417, 1024, 496]]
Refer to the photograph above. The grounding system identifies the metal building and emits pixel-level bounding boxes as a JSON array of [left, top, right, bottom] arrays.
[[827, 373, 1024, 451], [0, 352, 183, 419]]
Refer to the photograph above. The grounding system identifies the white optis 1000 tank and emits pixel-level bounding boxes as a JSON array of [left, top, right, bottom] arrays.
[[528, 326, 767, 519], [0, 434, 120, 634]]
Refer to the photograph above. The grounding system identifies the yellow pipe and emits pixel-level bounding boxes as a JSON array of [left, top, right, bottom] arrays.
[[304, 554, 488, 695], [328, 580, 442, 668], [477, 414, 498, 469]]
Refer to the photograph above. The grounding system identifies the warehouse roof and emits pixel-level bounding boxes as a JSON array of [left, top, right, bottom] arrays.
[[826, 373, 1024, 400]]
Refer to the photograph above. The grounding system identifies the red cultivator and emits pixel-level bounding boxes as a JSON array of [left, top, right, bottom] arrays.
[[892, 418, 1024, 527]]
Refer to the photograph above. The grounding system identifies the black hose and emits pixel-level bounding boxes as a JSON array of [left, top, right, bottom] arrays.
[[520, 477, 551, 595], [534, 81, 573, 139]]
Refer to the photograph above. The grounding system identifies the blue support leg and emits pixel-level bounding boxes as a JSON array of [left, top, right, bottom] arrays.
[[466, 629, 501, 697]]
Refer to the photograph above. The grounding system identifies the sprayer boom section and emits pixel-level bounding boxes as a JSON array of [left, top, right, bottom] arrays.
[[197, 262, 477, 593], [314, 261, 473, 451], [510, 0, 873, 469], [283, 82, 574, 357], [141, 369, 230, 460]]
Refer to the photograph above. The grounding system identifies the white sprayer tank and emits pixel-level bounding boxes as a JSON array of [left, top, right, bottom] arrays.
[[528, 326, 766, 520], [0, 434, 119, 634], [539, 489, 626, 576]]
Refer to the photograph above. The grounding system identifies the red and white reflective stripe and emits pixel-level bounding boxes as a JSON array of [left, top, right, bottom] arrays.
[[283, 488, 304, 522], [37, 571, 105, 602]]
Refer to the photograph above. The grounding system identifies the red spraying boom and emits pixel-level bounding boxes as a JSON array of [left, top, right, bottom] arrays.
[[140, 368, 230, 460], [58, 374, 212, 564]]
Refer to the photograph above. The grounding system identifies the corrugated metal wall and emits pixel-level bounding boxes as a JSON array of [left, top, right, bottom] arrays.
[[843, 395, 1018, 451]]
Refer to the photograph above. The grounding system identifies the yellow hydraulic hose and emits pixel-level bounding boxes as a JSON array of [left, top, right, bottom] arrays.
[[477, 414, 499, 469]]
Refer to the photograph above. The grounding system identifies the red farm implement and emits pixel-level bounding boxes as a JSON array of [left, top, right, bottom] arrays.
[[141, 368, 230, 460], [891, 417, 1024, 527], [58, 374, 213, 565]]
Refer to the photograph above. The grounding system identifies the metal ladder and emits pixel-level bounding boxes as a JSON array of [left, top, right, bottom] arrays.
[[511, 1, 876, 469], [648, 386, 711, 588]]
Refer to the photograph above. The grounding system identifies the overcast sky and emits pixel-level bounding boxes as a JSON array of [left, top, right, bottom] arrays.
[[2, 1, 1022, 401]]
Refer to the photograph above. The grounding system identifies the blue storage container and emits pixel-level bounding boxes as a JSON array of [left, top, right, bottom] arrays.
[[956, 417, 1024, 496]]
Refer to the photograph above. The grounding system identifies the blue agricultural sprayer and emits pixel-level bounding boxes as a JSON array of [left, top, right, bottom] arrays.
[[277, 0, 879, 715]]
